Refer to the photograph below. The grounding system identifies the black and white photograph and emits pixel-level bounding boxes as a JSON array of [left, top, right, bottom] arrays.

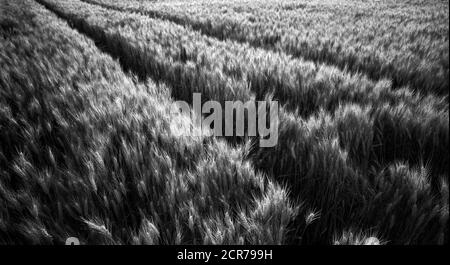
[[0, 0, 448, 256]]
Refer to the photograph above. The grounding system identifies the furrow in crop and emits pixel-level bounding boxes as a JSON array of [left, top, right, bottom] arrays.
[[0, 0, 298, 245], [82, 0, 449, 96], [35, 0, 448, 244], [48, 0, 448, 179]]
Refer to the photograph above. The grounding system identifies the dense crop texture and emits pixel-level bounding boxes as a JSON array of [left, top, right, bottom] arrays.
[[0, 0, 296, 244], [0, 0, 448, 245], [84, 0, 449, 96]]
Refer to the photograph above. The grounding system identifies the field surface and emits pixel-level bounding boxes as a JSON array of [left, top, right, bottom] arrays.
[[0, 0, 448, 244]]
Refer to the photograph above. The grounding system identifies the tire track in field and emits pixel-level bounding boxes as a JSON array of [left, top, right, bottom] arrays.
[[34, 0, 449, 245], [37, 0, 448, 198], [34, 0, 146, 86], [34, 0, 327, 245], [37, 0, 450, 190], [78, 0, 449, 180], [80, 0, 449, 96], [33, 0, 362, 245], [34, 0, 268, 151]]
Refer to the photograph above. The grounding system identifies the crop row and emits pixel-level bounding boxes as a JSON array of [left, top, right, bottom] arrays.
[[84, 0, 449, 95], [0, 0, 297, 244], [36, 0, 449, 243], [41, 0, 448, 178], [46, 0, 449, 178]]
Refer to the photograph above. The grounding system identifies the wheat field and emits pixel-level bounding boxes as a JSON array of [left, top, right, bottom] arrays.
[[0, 0, 448, 245]]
